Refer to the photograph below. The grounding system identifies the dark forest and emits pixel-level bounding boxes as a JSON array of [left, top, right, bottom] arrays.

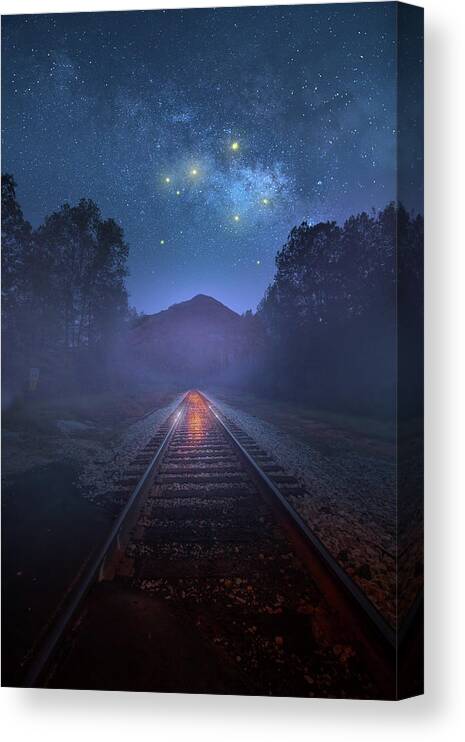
[[2, 172, 423, 420]]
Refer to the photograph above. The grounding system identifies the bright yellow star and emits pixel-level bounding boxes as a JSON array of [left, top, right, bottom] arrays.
[[233, 214, 240, 222], [261, 197, 269, 205], [190, 168, 198, 176], [176, 190, 181, 196], [164, 177, 171, 184], [160, 239, 165, 245], [231, 141, 240, 151]]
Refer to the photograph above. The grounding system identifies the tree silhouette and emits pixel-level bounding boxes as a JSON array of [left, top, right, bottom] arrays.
[[257, 203, 423, 416], [2, 174, 130, 398]]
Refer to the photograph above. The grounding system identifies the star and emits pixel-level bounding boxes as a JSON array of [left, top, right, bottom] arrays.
[[176, 190, 181, 196], [233, 214, 240, 222], [190, 168, 198, 176], [231, 141, 240, 151], [261, 197, 269, 205], [164, 177, 171, 184], [160, 239, 165, 245]]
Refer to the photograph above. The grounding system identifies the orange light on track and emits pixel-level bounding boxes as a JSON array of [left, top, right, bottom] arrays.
[[185, 391, 209, 441]]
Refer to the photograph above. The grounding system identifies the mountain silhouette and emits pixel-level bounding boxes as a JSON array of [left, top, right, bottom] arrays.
[[129, 295, 255, 381]]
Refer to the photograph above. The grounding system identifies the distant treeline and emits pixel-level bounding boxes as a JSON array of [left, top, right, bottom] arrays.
[[251, 203, 423, 417], [2, 173, 422, 418], [2, 174, 132, 402]]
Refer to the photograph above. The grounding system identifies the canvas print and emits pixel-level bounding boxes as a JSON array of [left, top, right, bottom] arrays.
[[1, 2, 423, 699]]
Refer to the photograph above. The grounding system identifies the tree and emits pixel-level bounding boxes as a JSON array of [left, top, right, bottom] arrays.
[[1, 174, 32, 329], [2, 175, 131, 399], [35, 199, 129, 352], [257, 203, 423, 416]]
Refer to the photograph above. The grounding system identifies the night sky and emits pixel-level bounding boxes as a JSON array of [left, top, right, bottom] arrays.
[[2, 3, 422, 315]]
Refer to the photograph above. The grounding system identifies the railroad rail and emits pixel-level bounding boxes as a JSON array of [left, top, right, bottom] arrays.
[[25, 390, 398, 697]]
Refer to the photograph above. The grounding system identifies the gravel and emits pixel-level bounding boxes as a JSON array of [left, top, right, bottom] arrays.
[[77, 394, 184, 501]]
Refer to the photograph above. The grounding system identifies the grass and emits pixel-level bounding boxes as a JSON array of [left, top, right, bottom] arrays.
[[205, 386, 397, 460], [3, 386, 181, 434]]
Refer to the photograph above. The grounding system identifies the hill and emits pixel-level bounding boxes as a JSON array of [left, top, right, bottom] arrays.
[[129, 294, 257, 382]]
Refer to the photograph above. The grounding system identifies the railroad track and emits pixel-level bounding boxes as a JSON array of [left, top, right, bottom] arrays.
[[25, 390, 396, 698]]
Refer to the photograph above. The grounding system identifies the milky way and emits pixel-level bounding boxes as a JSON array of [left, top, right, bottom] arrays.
[[1, 3, 423, 313]]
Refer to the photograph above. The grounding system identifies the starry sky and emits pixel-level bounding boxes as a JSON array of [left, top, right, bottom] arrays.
[[1, 3, 423, 315]]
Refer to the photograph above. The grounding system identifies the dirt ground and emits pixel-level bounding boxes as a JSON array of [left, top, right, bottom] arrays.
[[1, 388, 181, 685]]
